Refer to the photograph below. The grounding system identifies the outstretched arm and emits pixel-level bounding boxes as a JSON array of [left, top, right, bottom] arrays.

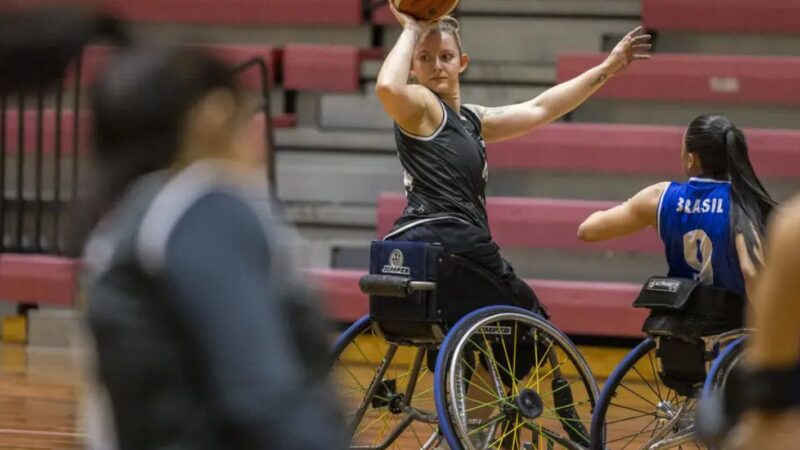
[[577, 182, 667, 242], [468, 27, 651, 143]]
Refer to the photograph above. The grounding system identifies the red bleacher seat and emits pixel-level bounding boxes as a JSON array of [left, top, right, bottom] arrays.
[[377, 193, 662, 253], [371, 3, 394, 26], [557, 53, 800, 105], [206, 45, 282, 90], [99, 0, 363, 25], [489, 123, 800, 179], [643, 0, 800, 34], [0, 257, 646, 336], [0, 255, 78, 307], [283, 44, 362, 92], [73, 45, 281, 89], [310, 268, 646, 337], [3, 110, 293, 156]]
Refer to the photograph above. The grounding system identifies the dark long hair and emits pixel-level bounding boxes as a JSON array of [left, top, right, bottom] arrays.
[[684, 114, 778, 265]]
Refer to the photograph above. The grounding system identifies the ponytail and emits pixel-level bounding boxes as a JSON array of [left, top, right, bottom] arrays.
[[684, 114, 778, 267], [724, 127, 777, 266]]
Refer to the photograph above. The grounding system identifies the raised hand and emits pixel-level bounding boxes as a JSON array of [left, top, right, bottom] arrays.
[[388, 1, 430, 35], [604, 26, 652, 76]]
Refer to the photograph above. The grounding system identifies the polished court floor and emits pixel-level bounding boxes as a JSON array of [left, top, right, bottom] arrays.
[[0, 341, 704, 450]]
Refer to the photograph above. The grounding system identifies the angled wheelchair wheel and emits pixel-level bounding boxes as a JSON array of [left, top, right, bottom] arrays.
[[694, 336, 747, 448], [589, 338, 704, 450], [435, 306, 598, 450], [331, 315, 442, 450], [702, 336, 746, 399]]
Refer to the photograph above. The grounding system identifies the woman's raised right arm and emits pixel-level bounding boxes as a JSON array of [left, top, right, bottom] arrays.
[[375, 4, 439, 134]]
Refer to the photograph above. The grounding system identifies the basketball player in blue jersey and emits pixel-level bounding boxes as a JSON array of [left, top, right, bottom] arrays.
[[578, 113, 777, 300]]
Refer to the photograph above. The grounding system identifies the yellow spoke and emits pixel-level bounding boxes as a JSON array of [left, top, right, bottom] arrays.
[[410, 422, 424, 448], [355, 408, 392, 438], [460, 373, 507, 402], [457, 345, 507, 400], [538, 376, 581, 402], [526, 338, 555, 390], [526, 356, 568, 390], [472, 334, 519, 391], [490, 416, 527, 449], [459, 340, 495, 392], [339, 365, 368, 396], [543, 398, 590, 414], [464, 396, 507, 413], [538, 406, 588, 442], [375, 408, 392, 446]]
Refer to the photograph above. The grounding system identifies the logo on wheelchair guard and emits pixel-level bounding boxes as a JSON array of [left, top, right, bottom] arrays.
[[382, 249, 411, 276], [647, 278, 681, 293], [479, 325, 513, 336]]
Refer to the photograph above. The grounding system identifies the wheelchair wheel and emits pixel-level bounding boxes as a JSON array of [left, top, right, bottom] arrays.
[[589, 338, 703, 450], [331, 315, 442, 449], [435, 306, 598, 450], [703, 336, 746, 399], [694, 336, 747, 448]]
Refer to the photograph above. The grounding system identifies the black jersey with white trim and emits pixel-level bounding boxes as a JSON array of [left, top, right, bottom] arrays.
[[393, 94, 489, 231]]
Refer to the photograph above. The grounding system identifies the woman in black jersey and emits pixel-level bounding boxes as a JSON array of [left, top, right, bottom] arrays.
[[376, 4, 652, 312], [79, 47, 344, 449]]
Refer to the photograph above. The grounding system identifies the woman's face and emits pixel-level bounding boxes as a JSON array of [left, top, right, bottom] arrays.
[[410, 30, 468, 95]]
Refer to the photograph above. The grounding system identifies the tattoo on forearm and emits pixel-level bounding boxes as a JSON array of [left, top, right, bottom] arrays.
[[468, 105, 487, 120], [590, 73, 608, 87], [467, 104, 508, 120], [484, 107, 508, 117]]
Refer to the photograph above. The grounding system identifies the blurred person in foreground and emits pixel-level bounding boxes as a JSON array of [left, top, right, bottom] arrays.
[[80, 46, 344, 450], [1, 5, 344, 449], [722, 194, 800, 450]]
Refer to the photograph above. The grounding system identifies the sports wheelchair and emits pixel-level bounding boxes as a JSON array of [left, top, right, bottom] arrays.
[[589, 277, 748, 450], [331, 240, 600, 450]]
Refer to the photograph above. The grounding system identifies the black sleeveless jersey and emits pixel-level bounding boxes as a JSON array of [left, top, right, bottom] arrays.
[[391, 94, 489, 233]]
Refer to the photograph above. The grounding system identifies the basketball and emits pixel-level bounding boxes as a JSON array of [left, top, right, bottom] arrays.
[[392, 0, 460, 21]]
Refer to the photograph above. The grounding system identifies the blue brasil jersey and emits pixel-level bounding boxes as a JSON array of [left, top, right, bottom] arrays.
[[658, 178, 746, 297]]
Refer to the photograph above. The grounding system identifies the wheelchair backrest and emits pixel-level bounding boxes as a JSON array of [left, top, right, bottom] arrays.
[[369, 240, 441, 281], [367, 241, 443, 341], [366, 240, 517, 342], [634, 276, 746, 396], [633, 276, 745, 341]]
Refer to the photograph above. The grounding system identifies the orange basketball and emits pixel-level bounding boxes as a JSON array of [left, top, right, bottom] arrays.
[[392, 0, 460, 21]]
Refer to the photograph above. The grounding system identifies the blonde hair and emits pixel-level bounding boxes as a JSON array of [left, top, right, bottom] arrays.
[[427, 15, 463, 54]]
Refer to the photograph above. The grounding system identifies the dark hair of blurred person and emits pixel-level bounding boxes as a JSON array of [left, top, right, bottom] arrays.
[[81, 46, 344, 450], [0, 3, 127, 93]]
